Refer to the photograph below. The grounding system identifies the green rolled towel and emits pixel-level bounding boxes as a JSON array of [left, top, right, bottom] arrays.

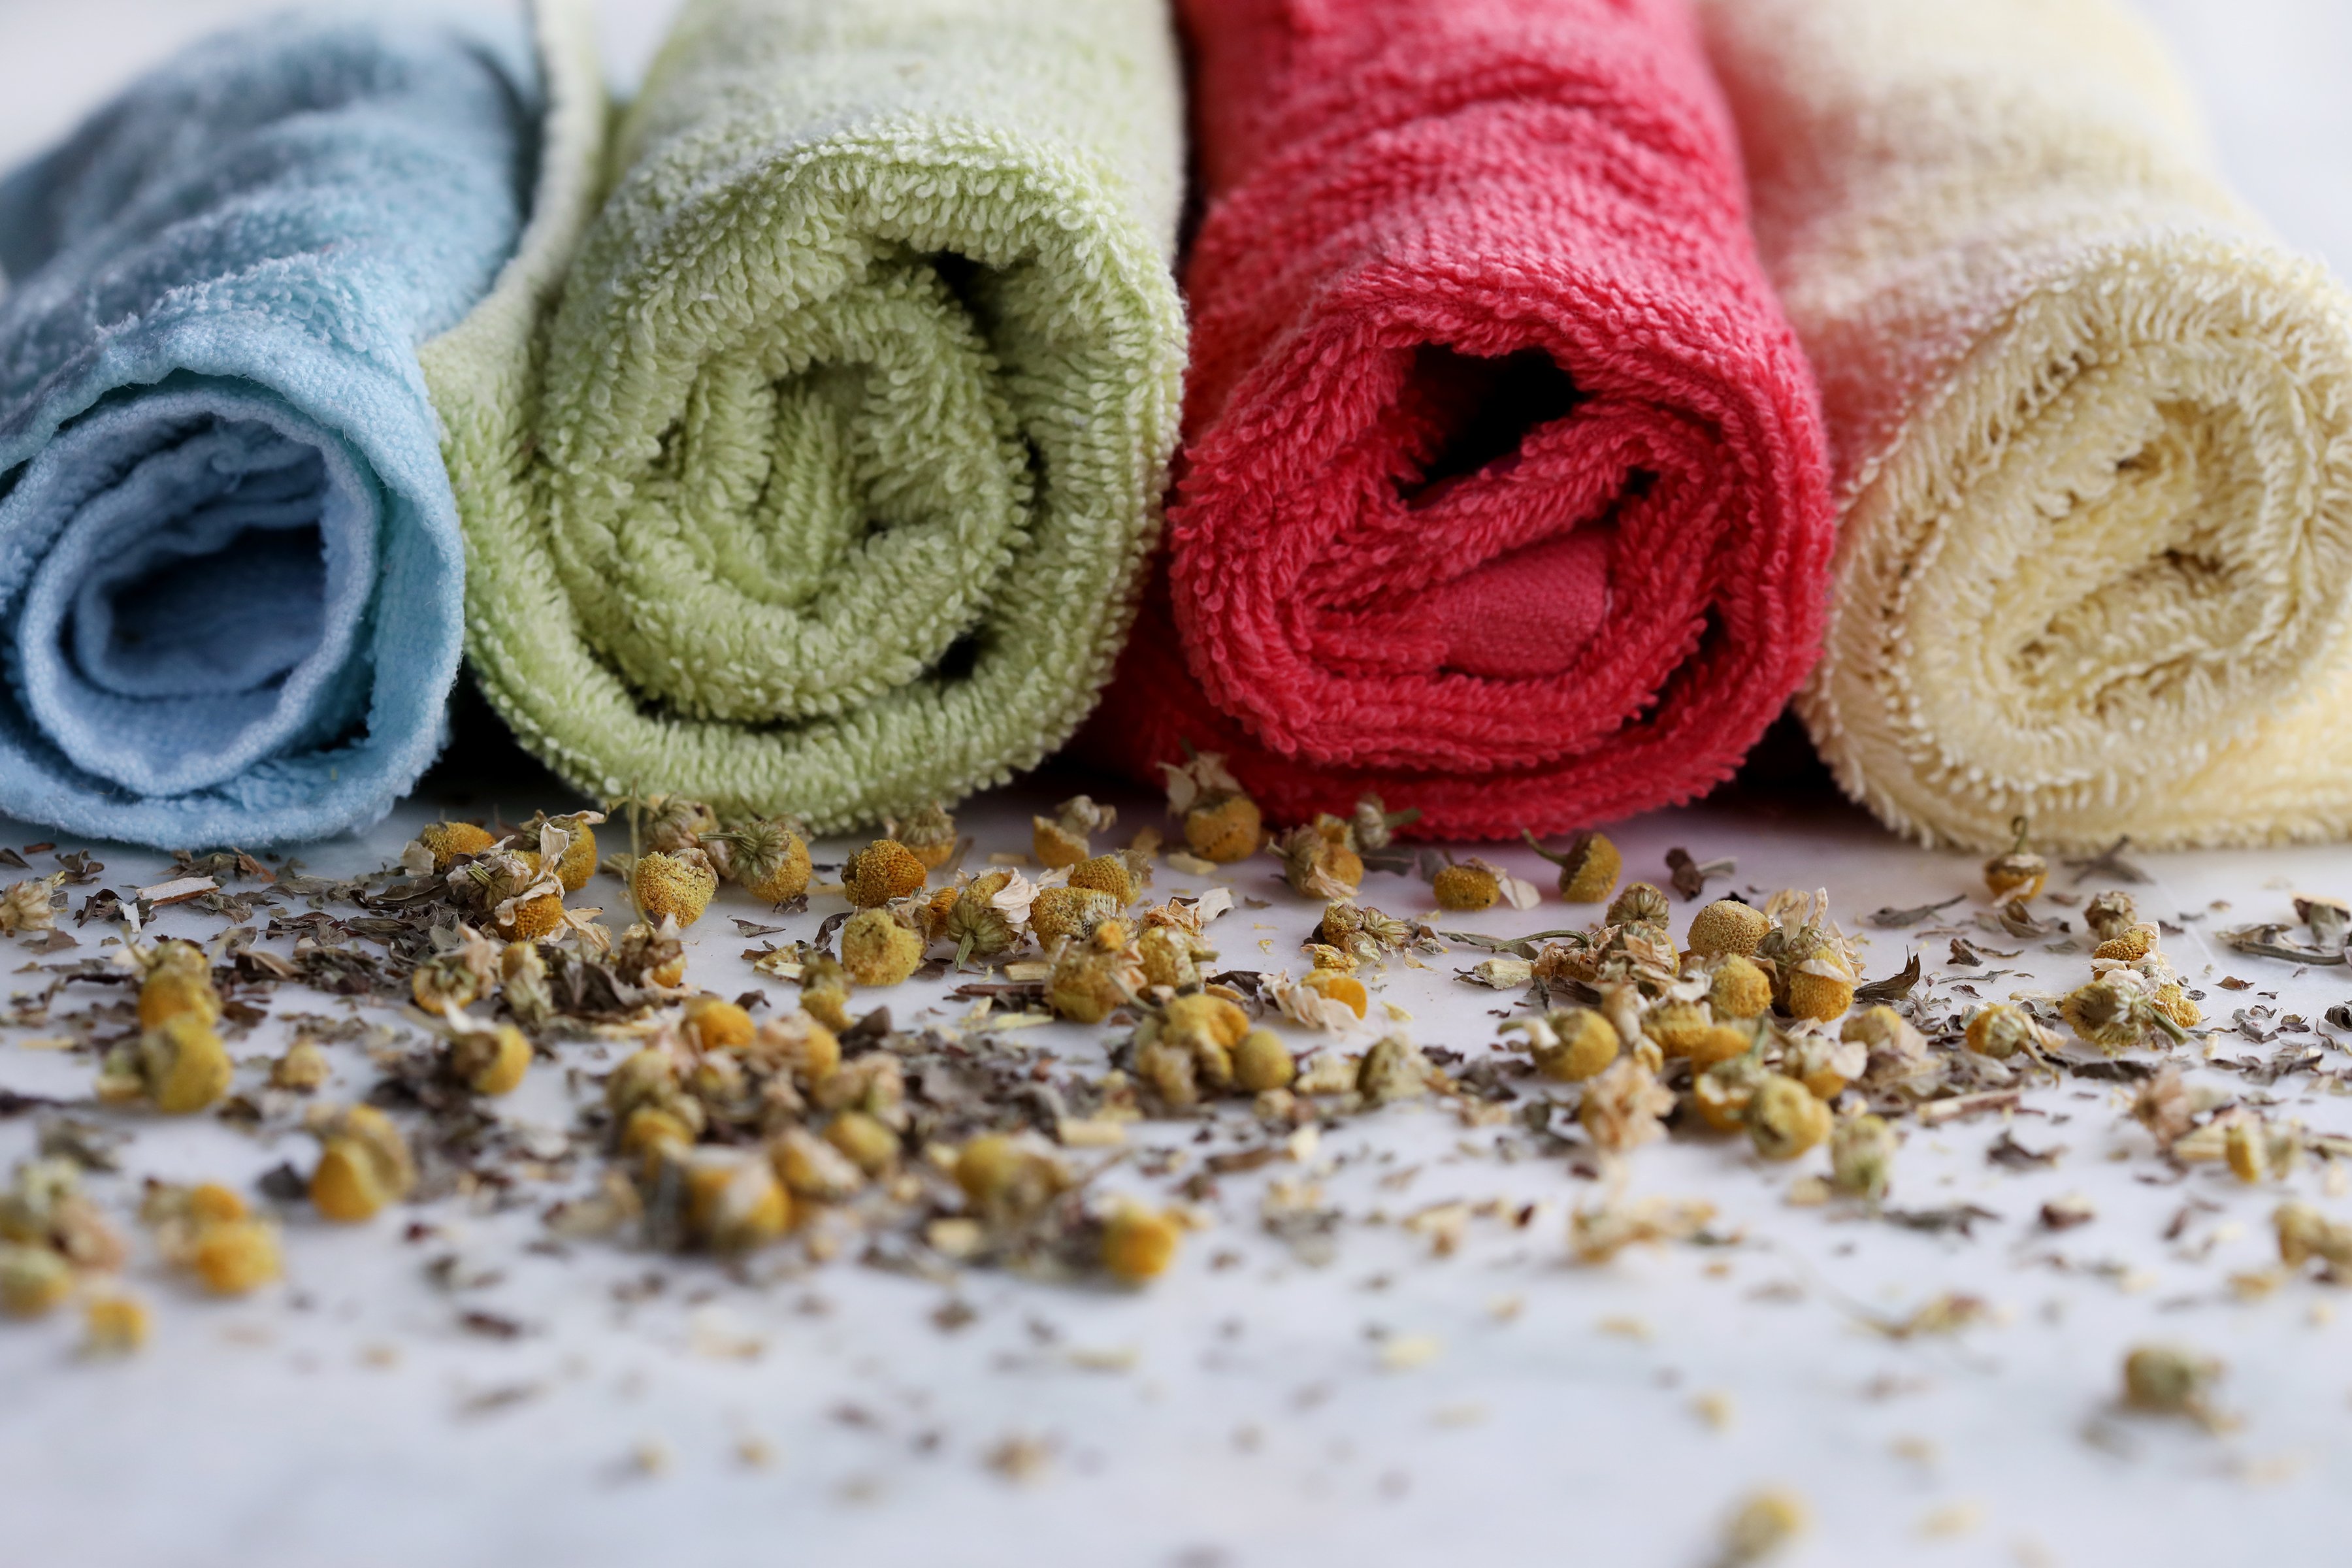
[[423, 0, 1186, 828]]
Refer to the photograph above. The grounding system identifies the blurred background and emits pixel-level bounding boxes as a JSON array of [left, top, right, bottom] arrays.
[[0, 0, 2346, 280]]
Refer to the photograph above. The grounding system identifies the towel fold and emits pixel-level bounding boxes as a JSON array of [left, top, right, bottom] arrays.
[[1079, 0, 1834, 839], [424, 0, 1187, 833], [0, 14, 546, 846], [1700, 0, 2352, 850]]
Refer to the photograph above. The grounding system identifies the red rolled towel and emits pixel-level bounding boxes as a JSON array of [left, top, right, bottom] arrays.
[[1083, 0, 1835, 838]]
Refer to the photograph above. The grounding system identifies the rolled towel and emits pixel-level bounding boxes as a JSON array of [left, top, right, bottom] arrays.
[[424, 0, 1188, 832], [0, 12, 557, 846], [1079, 0, 1835, 839], [1699, 0, 2352, 850]]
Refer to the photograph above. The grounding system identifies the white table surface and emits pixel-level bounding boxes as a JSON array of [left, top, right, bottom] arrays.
[[2, 4, 2350, 1566]]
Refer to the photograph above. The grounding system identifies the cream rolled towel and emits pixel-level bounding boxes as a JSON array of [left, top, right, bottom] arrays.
[[1697, 0, 2352, 850]]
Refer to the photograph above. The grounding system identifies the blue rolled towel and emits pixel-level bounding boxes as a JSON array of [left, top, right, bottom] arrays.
[[0, 12, 547, 846]]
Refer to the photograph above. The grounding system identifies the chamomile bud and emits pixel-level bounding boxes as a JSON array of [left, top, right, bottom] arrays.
[[840, 908, 924, 987], [1101, 1202, 1181, 1284], [1524, 829, 1620, 904], [843, 840, 927, 908], [1431, 862, 1500, 911], [1068, 849, 1152, 906], [1746, 1074, 1831, 1161], [1982, 815, 2048, 902], [1606, 882, 1671, 930], [1687, 899, 1771, 959], [417, 821, 497, 871], [1183, 790, 1262, 863], [631, 848, 718, 928]]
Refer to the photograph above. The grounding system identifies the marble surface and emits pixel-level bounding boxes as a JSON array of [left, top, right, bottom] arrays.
[[1, 3, 2349, 1565]]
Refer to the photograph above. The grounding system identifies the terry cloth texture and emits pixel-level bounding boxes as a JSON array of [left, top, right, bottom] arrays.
[[1699, 0, 2352, 851], [0, 13, 546, 847], [423, 0, 1188, 833], [1080, 0, 1834, 840]]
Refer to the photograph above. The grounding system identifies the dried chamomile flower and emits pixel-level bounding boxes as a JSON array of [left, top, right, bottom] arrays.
[[938, 869, 1034, 966], [1034, 796, 1115, 869], [1163, 751, 1262, 863], [498, 940, 553, 1030], [1030, 885, 1122, 949], [1348, 794, 1420, 852], [1134, 992, 1260, 1105], [447, 1020, 532, 1097], [1746, 1074, 1831, 1161], [1431, 861, 1499, 912], [1963, 1001, 2053, 1060], [1275, 821, 1364, 901], [189, 1221, 281, 1296], [0, 1244, 73, 1316], [888, 802, 960, 870], [1631, 999, 1703, 1056], [2121, 1344, 2225, 1424], [2061, 971, 2186, 1053], [2219, 1114, 2300, 1184], [615, 917, 688, 990], [1707, 955, 1773, 1019], [2131, 1064, 2193, 1151], [632, 847, 719, 928], [637, 794, 717, 855], [137, 942, 221, 1030], [843, 840, 928, 908], [1569, 1196, 1717, 1265], [1982, 815, 2047, 902], [1756, 892, 1861, 1021], [306, 1103, 416, 1224], [1047, 921, 1144, 1024], [955, 1134, 1071, 1226], [798, 955, 853, 1033], [1780, 1026, 1867, 1100], [750, 1008, 840, 1088], [1580, 1057, 1674, 1152], [770, 1127, 866, 1201], [706, 816, 811, 904], [412, 921, 500, 1011], [2275, 1201, 2352, 1271], [1606, 882, 1671, 930], [1100, 1201, 1182, 1284], [665, 1148, 790, 1254], [80, 1294, 149, 1356], [1687, 898, 1771, 959], [1691, 1053, 1770, 1134], [1300, 968, 1369, 1019], [840, 907, 926, 987], [518, 809, 604, 892], [143, 1183, 280, 1297], [1829, 1113, 1895, 1203], [1717, 1488, 1809, 1565], [0, 872, 67, 936], [1069, 848, 1152, 906], [0, 1158, 123, 1270], [269, 1038, 332, 1093], [414, 820, 497, 873], [98, 1015, 233, 1115], [1511, 1007, 1621, 1083], [1136, 921, 1215, 990], [1233, 1028, 1296, 1093], [1524, 829, 1620, 904], [683, 995, 755, 1052], [2091, 923, 2159, 962], [2082, 889, 2139, 942], [1357, 1036, 1433, 1104], [1313, 900, 1434, 966], [825, 1111, 900, 1176]]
